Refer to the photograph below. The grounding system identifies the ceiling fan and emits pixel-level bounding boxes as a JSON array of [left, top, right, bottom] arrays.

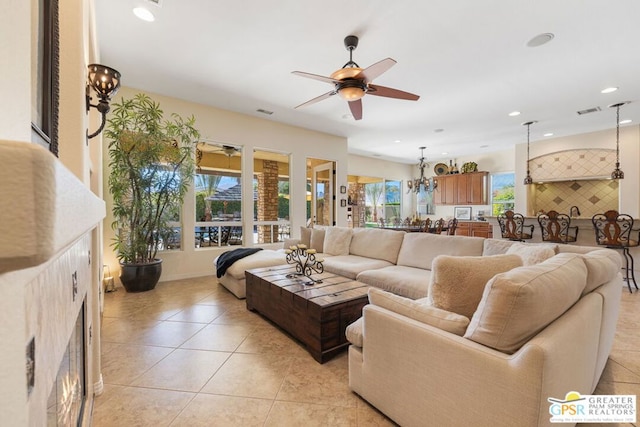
[[195, 143, 240, 171], [292, 35, 420, 120]]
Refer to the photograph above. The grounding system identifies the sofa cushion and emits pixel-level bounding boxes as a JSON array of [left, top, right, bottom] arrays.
[[345, 317, 363, 347], [506, 242, 557, 266], [323, 226, 353, 255], [581, 249, 622, 295], [368, 288, 470, 336], [300, 226, 312, 247], [323, 255, 392, 280], [357, 265, 431, 299], [482, 238, 516, 256], [396, 233, 485, 270], [464, 253, 587, 354], [309, 228, 325, 253], [350, 228, 406, 263], [428, 254, 523, 319]]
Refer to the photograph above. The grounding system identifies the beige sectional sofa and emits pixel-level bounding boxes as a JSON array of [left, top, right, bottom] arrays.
[[214, 226, 624, 427]]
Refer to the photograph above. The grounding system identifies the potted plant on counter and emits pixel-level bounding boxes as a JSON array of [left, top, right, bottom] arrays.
[[105, 93, 199, 292]]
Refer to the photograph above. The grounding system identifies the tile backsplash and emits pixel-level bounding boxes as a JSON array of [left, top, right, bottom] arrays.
[[530, 148, 616, 181], [532, 179, 619, 217]]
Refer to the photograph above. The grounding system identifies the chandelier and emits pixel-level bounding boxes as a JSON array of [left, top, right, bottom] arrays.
[[407, 147, 437, 193]]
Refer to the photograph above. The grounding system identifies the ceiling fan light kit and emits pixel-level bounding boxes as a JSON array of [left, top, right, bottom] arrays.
[[293, 35, 419, 120]]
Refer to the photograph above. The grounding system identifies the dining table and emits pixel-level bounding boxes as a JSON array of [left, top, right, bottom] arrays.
[[380, 226, 448, 233]]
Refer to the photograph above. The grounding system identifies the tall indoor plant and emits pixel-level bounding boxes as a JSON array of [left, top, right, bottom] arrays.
[[105, 93, 199, 292]]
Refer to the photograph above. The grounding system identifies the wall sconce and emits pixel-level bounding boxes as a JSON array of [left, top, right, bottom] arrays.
[[103, 264, 116, 293], [86, 64, 121, 139], [609, 102, 628, 180], [522, 120, 537, 185]]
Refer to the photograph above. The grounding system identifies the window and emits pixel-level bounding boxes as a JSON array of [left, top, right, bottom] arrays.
[[253, 150, 290, 244], [384, 180, 402, 220], [194, 142, 243, 247], [491, 172, 515, 216]]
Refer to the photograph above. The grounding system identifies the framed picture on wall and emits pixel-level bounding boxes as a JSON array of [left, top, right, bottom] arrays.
[[454, 206, 472, 221]]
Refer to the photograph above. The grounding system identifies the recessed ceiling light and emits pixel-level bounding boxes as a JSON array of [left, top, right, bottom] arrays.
[[619, 119, 632, 125], [441, 152, 448, 156], [543, 132, 554, 137], [601, 87, 618, 94], [526, 33, 554, 47], [394, 140, 401, 143], [133, 7, 155, 21], [508, 111, 521, 117]]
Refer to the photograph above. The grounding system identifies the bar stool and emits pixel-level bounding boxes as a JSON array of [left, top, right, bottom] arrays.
[[537, 210, 578, 243], [497, 210, 534, 241], [592, 210, 639, 293]]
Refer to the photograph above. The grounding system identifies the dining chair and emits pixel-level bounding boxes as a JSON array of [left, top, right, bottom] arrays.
[[430, 218, 445, 234], [537, 210, 578, 243], [421, 218, 432, 232], [446, 218, 458, 235], [592, 210, 639, 293], [497, 210, 534, 241]]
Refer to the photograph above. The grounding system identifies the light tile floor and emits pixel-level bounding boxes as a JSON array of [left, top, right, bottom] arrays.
[[94, 277, 639, 427]]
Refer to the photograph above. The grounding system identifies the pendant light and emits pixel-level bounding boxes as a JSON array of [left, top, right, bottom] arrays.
[[609, 102, 628, 180], [522, 121, 537, 185]]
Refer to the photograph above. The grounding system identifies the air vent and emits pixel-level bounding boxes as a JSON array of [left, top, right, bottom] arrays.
[[576, 107, 601, 115], [256, 108, 273, 115], [145, 0, 162, 6]]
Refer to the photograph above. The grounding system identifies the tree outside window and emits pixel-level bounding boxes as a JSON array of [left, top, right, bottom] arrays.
[[491, 172, 515, 216]]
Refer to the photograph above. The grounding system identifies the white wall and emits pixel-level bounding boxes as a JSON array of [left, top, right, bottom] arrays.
[[347, 154, 414, 218]]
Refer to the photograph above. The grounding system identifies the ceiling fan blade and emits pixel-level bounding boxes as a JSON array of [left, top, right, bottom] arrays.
[[348, 99, 363, 120], [367, 84, 420, 101], [295, 90, 337, 109], [357, 58, 397, 83], [292, 71, 339, 85]]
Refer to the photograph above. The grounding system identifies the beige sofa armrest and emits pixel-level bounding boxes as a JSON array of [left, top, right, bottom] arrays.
[[351, 293, 603, 427]]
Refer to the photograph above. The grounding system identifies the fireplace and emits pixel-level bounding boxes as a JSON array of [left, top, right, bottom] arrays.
[[46, 302, 86, 426]]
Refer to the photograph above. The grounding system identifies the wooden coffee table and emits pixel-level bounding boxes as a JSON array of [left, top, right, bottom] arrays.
[[245, 264, 369, 363]]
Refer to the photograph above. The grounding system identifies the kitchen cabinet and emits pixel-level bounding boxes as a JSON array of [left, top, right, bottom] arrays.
[[434, 172, 488, 205], [455, 221, 493, 238]]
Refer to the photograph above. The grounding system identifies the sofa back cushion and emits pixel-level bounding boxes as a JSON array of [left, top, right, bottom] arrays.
[[482, 238, 516, 256], [464, 253, 587, 354], [397, 233, 485, 270], [300, 226, 312, 247], [323, 226, 354, 256], [428, 254, 523, 319], [581, 249, 622, 295], [309, 228, 325, 253], [349, 228, 406, 263], [506, 242, 557, 266], [369, 288, 470, 336]]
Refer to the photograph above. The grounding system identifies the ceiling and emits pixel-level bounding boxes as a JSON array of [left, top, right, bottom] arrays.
[[94, 0, 640, 165]]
